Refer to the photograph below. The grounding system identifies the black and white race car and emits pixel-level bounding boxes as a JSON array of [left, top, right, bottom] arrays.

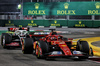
[[1, 27, 29, 49]]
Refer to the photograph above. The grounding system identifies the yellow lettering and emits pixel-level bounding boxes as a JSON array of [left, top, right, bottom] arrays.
[[88, 10, 91, 14], [67, 10, 71, 14], [75, 24, 85, 27], [28, 10, 45, 15], [28, 10, 32, 14], [88, 10, 100, 15], [57, 10, 76, 15], [51, 24, 60, 26], [5, 23, 14, 26], [72, 10, 75, 14], [42, 10, 45, 14], [28, 23, 37, 26], [57, 10, 60, 14]]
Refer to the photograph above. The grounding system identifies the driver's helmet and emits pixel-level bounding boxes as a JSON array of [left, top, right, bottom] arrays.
[[15, 30, 27, 36], [51, 37, 57, 40], [52, 32, 57, 35], [19, 27, 22, 30]]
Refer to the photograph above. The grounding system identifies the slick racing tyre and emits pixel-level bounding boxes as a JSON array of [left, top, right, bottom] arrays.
[[77, 40, 89, 59], [35, 41, 49, 59], [77, 40, 89, 54], [22, 38, 33, 54], [1, 33, 12, 48]]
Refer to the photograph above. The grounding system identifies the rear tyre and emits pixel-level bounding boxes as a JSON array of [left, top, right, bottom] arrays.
[[77, 40, 89, 59], [1, 33, 12, 49], [52, 32, 57, 35], [35, 41, 49, 59], [22, 38, 33, 54]]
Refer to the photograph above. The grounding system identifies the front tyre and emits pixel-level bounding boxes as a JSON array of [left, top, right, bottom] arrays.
[[1, 33, 12, 49], [77, 40, 89, 54], [22, 38, 33, 54], [77, 40, 89, 59], [2, 35, 6, 49], [89, 47, 93, 56], [35, 41, 49, 59]]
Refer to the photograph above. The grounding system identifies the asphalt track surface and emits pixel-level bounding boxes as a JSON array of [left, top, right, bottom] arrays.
[[0, 27, 100, 66]]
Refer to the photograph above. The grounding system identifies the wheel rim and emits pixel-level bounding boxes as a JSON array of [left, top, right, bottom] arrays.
[[36, 45, 42, 57], [36, 45, 39, 56], [89, 48, 93, 56], [22, 40, 24, 52], [3, 36, 5, 47]]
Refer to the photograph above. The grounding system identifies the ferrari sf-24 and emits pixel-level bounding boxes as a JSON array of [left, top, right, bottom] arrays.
[[22, 29, 93, 59]]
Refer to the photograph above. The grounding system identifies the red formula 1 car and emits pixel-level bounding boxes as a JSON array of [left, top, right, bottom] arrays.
[[22, 29, 93, 59], [1, 27, 29, 49]]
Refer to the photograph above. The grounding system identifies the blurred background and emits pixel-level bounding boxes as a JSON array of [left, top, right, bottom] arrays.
[[0, 0, 100, 20]]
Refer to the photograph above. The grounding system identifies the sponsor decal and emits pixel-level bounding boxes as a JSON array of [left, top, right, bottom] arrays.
[[75, 21, 85, 27]]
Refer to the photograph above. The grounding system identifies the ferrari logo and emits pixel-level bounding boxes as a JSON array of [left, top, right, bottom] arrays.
[[95, 2, 100, 9], [64, 3, 69, 9], [34, 3, 40, 9]]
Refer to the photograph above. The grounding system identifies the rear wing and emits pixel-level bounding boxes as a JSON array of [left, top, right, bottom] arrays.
[[29, 30, 50, 37], [8, 27, 30, 31]]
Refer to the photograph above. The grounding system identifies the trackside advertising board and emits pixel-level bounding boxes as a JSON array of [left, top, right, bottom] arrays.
[[23, 2, 100, 15]]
